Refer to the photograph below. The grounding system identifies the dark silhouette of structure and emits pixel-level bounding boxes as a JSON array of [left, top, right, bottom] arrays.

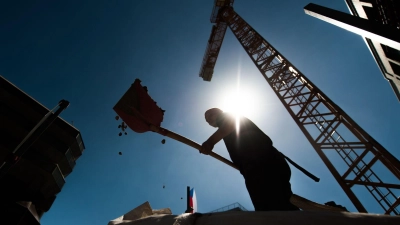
[[304, 0, 400, 101], [0, 76, 85, 224], [324, 201, 348, 212]]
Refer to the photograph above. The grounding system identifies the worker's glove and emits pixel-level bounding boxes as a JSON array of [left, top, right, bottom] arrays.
[[200, 140, 214, 155]]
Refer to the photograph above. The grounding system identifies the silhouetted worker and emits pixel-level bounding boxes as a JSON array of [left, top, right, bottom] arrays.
[[201, 108, 299, 211]]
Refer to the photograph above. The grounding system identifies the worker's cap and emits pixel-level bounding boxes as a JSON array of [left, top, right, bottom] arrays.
[[205, 108, 223, 119]]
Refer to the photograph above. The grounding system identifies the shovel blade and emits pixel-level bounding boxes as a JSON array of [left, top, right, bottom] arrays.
[[113, 79, 164, 133]]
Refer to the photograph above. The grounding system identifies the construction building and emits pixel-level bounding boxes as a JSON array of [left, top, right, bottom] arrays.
[[304, 0, 400, 101], [0, 76, 85, 224]]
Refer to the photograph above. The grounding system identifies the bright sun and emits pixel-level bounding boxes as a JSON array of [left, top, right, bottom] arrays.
[[220, 88, 256, 118]]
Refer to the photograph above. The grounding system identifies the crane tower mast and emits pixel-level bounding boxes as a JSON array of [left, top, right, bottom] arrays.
[[199, 0, 400, 215]]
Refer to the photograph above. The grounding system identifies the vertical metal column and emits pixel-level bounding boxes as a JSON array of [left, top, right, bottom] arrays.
[[184, 186, 193, 213], [217, 6, 400, 215]]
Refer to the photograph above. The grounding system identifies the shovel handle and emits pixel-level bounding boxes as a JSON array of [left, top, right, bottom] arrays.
[[150, 125, 239, 170]]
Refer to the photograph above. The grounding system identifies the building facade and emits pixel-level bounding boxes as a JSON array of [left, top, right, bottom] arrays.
[[305, 0, 400, 101], [0, 76, 85, 224], [346, 0, 400, 100]]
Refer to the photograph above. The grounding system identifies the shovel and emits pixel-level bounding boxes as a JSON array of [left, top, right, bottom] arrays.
[[113, 79, 342, 212], [113, 79, 238, 170]]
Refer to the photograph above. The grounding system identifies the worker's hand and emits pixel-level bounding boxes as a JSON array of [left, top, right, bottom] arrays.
[[200, 140, 214, 155]]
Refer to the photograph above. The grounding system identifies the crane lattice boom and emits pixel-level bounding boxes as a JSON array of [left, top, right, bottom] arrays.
[[199, 2, 400, 215]]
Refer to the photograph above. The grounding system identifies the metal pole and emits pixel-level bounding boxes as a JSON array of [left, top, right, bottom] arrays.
[[184, 186, 192, 213], [0, 100, 70, 179]]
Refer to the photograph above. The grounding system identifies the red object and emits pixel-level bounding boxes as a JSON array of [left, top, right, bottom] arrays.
[[113, 79, 164, 133]]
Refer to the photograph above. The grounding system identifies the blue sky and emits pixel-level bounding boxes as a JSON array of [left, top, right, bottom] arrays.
[[1, 0, 399, 224]]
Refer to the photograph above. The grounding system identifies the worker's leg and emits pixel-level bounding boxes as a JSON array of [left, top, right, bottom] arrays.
[[243, 153, 299, 211]]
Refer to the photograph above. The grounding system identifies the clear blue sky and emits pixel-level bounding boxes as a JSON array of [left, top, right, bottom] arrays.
[[1, 0, 399, 224]]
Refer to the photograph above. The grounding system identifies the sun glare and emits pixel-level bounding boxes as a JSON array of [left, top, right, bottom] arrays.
[[218, 57, 258, 122], [221, 88, 256, 118]]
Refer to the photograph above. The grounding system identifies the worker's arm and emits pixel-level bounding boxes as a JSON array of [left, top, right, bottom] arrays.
[[201, 116, 236, 155]]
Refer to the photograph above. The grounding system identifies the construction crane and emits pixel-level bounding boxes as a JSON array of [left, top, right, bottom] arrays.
[[198, 0, 400, 215]]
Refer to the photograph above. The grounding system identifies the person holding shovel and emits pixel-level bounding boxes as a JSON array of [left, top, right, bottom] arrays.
[[201, 108, 299, 211]]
